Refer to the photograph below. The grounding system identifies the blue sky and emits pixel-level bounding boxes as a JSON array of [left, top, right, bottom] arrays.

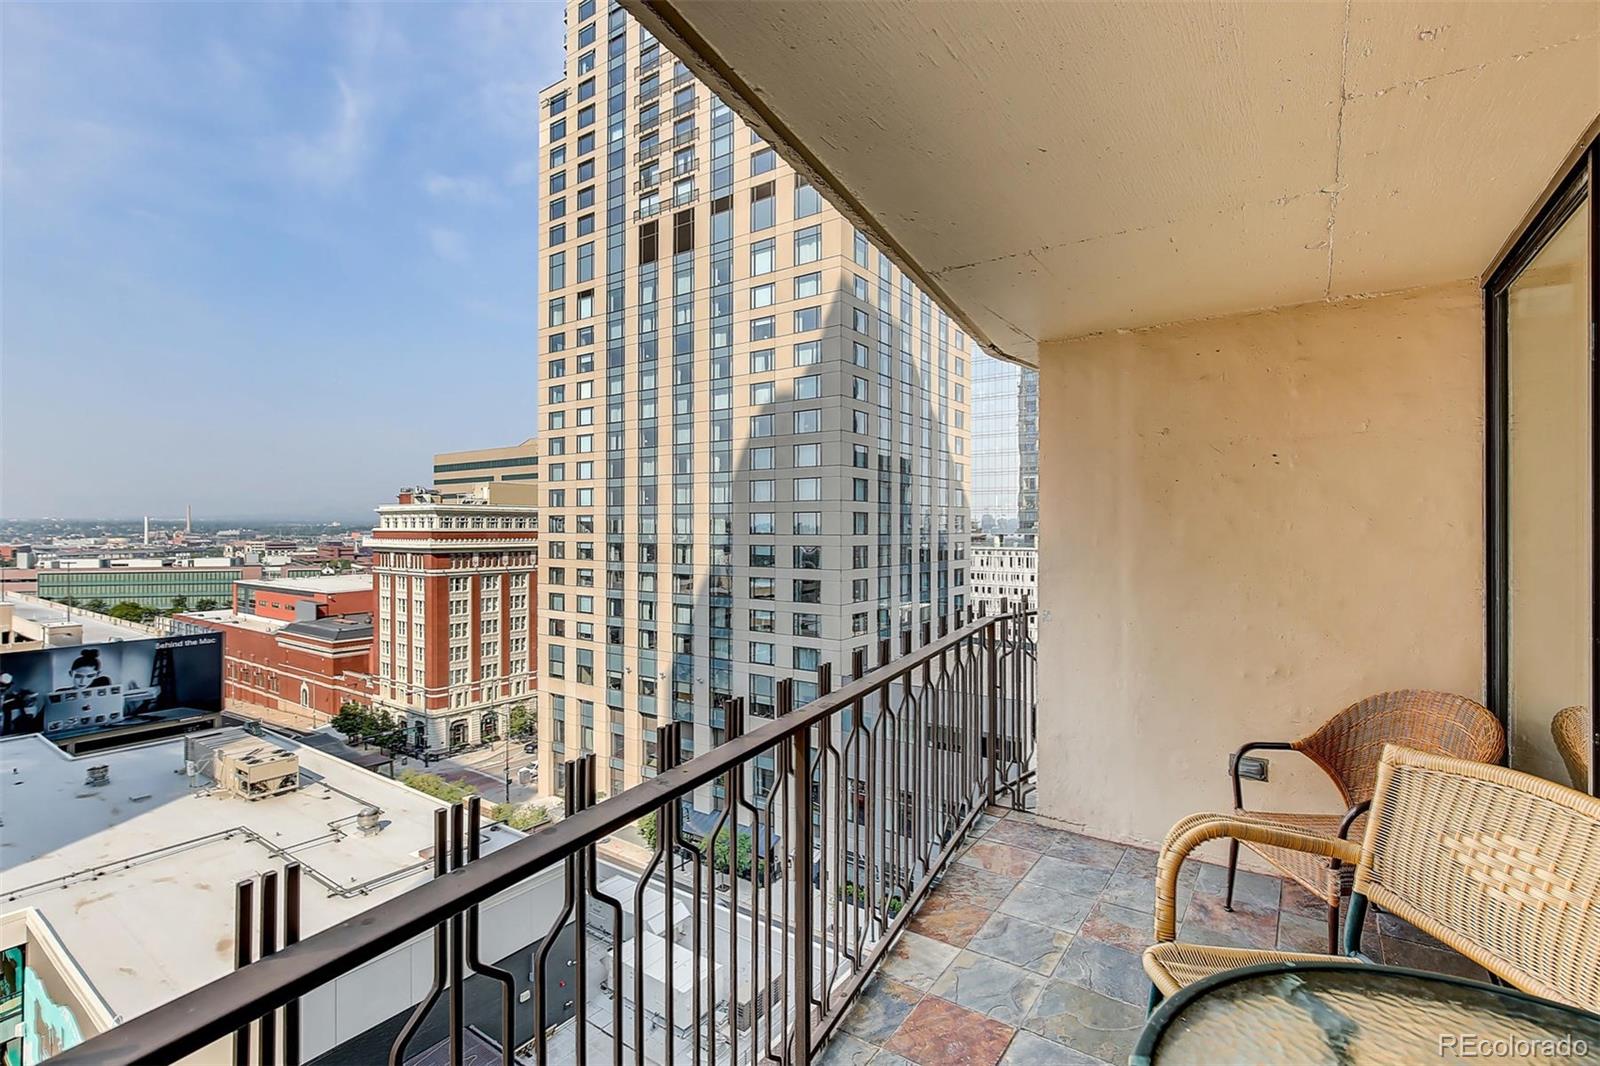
[[2, 1, 564, 520]]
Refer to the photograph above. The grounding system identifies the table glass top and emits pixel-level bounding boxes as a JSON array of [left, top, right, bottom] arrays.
[[1149, 966, 1600, 1065]]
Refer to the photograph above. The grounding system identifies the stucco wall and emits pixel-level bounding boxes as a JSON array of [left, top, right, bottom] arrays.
[[1034, 282, 1486, 849]]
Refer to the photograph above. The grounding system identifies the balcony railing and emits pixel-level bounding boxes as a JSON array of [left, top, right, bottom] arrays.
[[635, 185, 699, 221], [56, 605, 1037, 1066]]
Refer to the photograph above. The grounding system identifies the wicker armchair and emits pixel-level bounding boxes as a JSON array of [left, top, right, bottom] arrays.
[[1145, 745, 1600, 1013], [1552, 705, 1591, 792], [1227, 690, 1503, 952]]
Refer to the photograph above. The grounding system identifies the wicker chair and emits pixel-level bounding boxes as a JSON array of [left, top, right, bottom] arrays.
[[1552, 705, 1591, 792], [1227, 690, 1503, 951], [1145, 744, 1600, 1013]]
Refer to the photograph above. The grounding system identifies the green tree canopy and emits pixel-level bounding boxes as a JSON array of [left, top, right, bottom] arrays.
[[492, 803, 550, 831], [398, 770, 476, 805], [702, 825, 757, 878], [508, 704, 535, 738]]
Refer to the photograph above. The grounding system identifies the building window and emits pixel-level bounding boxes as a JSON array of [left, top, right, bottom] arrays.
[[794, 175, 822, 217], [795, 225, 822, 264], [750, 181, 775, 230], [750, 239, 775, 275], [673, 208, 695, 254]]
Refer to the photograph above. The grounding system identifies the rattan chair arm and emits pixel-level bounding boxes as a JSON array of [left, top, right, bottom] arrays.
[[1230, 740, 1296, 810], [1335, 800, 1371, 841], [1154, 813, 1363, 942]]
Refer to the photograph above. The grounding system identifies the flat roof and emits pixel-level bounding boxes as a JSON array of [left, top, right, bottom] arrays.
[[0, 730, 523, 1023], [0, 596, 154, 645], [238, 574, 372, 595], [281, 616, 373, 642], [178, 610, 288, 635]]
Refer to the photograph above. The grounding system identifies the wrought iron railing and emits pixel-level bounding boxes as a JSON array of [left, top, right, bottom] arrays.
[[55, 605, 1037, 1066]]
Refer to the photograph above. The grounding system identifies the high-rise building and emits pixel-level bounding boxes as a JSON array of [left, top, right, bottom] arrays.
[[432, 438, 543, 492], [970, 353, 1039, 535], [1018, 367, 1039, 535], [534, 0, 972, 801], [971, 354, 1022, 533], [367, 484, 539, 752]]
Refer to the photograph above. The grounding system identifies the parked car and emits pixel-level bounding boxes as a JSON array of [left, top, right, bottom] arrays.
[[523, 741, 538, 754]]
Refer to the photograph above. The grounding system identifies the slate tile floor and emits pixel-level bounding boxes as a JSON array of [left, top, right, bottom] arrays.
[[823, 806, 1489, 1066]]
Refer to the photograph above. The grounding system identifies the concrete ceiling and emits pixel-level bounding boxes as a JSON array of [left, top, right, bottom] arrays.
[[627, 1, 1599, 366]]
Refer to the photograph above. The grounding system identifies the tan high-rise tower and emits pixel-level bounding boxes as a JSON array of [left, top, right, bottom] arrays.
[[535, 0, 972, 804]]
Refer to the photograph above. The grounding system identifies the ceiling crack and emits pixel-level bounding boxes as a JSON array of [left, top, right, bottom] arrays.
[[1325, 0, 1353, 299], [1346, 30, 1600, 102]]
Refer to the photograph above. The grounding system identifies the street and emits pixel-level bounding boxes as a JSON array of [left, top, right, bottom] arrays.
[[421, 734, 543, 806]]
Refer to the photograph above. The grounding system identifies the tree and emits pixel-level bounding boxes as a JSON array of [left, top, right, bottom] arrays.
[[493, 803, 550, 831], [369, 710, 408, 753], [508, 703, 535, 738], [332, 701, 375, 743], [638, 812, 659, 850], [107, 602, 146, 622], [85, 599, 108, 614], [398, 769, 476, 805], [170, 596, 189, 613], [703, 825, 756, 879], [194, 598, 219, 612]]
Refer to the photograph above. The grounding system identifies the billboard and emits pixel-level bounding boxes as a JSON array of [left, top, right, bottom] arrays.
[[0, 634, 222, 740]]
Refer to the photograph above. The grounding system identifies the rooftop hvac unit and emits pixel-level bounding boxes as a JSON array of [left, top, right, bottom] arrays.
[[212, 739, 300, 801], [735, 974, 785, 1032]]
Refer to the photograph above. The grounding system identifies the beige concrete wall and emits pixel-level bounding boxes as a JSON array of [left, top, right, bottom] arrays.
[[1034, 282, 1487, 850]]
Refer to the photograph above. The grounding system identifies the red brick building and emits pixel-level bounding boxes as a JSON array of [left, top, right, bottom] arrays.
[[368, 484, 538, 752], [233, 574, 374, 621], [175, 574, 378, 725], [317, 541, 359, 561]]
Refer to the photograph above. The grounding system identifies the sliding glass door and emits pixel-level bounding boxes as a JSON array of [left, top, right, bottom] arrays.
[[1487, 137, 1598, 796]]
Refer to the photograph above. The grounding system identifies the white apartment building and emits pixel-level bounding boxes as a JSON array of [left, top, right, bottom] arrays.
[[535, 0, 972, 802], [967, 535, 1039, 624]]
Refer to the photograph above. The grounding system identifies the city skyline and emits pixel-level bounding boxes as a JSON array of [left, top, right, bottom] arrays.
[[1, 2, 564, 519]]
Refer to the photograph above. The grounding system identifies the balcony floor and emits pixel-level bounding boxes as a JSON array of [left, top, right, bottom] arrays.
[[822, 807, 1489, 1066]]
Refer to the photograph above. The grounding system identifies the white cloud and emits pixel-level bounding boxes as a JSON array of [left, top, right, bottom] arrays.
[[422, 172, 504, 205], [426, 225, 469, 263], [283, 75, 372, 190], [278, 5, 402, 192]]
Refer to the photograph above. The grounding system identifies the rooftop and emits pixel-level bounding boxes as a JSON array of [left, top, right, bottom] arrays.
[[0, 594, 156, 646], [0, 729, 522, 1024], [237, 573, 373, 595], [175, 610, 289, 635], [280, 616, 374, 642]]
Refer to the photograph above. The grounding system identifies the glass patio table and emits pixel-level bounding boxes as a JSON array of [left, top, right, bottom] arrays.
[[1132, 961, 1600, 1065]]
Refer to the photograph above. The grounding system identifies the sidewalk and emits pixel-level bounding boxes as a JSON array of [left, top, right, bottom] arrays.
[[223, 701, 329, 736]]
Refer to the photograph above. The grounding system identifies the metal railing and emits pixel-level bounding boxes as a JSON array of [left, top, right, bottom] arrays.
[[56, 604, 1036, 1066], [635, 185, 698, 221]]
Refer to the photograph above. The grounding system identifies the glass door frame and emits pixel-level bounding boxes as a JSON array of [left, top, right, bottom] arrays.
[[1485, 127, 1599, 796]]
